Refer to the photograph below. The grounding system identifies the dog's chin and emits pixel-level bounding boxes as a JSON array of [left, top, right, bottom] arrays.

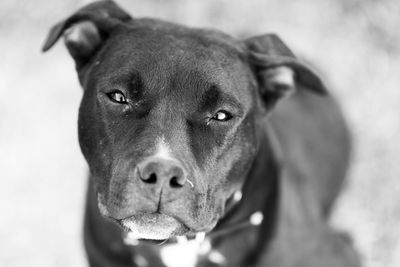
[[119, 213, 189, 240]]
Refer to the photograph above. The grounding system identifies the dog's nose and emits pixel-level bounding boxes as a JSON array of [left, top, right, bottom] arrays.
[[137, 158, 187, 189]]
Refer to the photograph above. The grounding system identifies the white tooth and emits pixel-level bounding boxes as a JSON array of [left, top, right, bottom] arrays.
[[208, 250, 226, 265], [176, 236, 188, 244], [250, 211, 264, 225], [233, 191, 242, 202]]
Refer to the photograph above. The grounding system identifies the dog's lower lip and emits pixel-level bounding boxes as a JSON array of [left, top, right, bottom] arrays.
[[118, 212, 190, 240], [120, 212, 178, 223]]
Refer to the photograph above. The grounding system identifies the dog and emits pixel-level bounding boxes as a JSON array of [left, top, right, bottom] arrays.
[[43, 1, 360, 266]]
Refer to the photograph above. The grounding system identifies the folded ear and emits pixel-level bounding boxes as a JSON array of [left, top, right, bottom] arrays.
[[42, 0, 131, 68], [243, 34, 327, 108]]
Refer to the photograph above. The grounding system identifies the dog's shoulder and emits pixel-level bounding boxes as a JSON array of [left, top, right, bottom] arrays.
[[269, 88, 351, 215]]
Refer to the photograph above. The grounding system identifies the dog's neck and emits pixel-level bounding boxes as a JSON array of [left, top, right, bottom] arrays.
[[214, 124, 279, 227], [200, 123, 281, 265]]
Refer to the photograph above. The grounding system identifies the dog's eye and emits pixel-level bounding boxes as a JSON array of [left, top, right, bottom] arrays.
[[107, 91, 127, 104], [212, 110, 232, 122]]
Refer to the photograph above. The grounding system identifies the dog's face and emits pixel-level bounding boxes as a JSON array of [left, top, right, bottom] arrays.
[[79, 27, 259, 238], [43, 1, 325, 240]]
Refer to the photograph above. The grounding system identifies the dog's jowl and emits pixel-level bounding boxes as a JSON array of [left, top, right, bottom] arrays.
[[43, 1, 360, 267]]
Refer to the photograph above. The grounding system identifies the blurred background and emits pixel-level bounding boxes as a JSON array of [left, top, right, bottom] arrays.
[[0, 0, 399, 266]]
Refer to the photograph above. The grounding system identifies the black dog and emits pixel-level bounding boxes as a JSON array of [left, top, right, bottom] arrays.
[[43, 1, 360, 266]]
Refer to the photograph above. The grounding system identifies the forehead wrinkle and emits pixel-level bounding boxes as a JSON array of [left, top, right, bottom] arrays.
[[96, 70, 133, 91], [199, 85, 242, 113], [171, 56, 244, 109]]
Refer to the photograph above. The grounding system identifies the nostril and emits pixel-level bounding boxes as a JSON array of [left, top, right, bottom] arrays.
[[147, 173, 157, 184], [170, 176, 184, 188], [169, 168, 187, 188], [140, 172, 157, 184]]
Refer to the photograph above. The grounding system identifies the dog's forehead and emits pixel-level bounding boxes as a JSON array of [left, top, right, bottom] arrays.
[[104, 23, 244, 72], [94, 21, 253, 108]]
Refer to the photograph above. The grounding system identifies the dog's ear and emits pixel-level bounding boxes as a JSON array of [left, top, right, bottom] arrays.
[[243, 34, 327, 108], [42, 0, 131, 68]]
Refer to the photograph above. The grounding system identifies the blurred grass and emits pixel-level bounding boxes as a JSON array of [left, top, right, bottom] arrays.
[[0, 0, 399, 266]]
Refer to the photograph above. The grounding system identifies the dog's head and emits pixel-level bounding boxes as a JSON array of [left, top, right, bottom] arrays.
[[43, 0, 326, 240]]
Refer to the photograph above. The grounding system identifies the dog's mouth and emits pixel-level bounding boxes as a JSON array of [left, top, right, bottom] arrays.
[[117, 213, 190, 240], [97, 194, 198, 240]]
